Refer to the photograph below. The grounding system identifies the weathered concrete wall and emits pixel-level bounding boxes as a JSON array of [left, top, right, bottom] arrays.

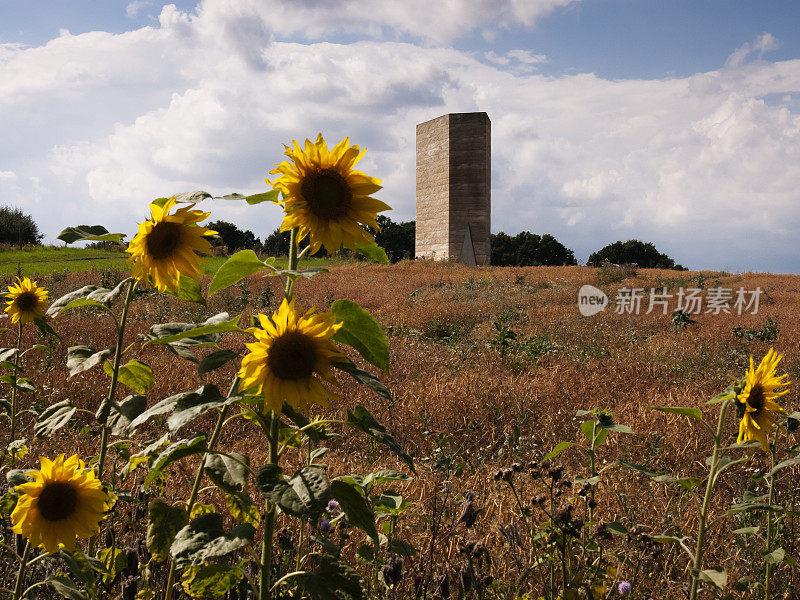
[[415, 114, 450, 260], [416, 112, 491, 265], [448, 113, 491, 265]]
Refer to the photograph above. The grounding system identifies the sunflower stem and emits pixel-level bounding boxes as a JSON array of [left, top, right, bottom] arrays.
[[284, 228, 298, 300], [89, 279, 136, 558], [164, 380, 236, 600], [764, 444, 776, 600], [8, 321, 22, 467], [260, 414, 280, 600], [589, 418, 597, 523], [11, 540, 30, 600], [689, 398, 731, 600]]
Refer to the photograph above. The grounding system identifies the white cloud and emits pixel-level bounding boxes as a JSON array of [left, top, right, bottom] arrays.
[[726, 32, 780, 68], [126, 1, 154, 18], [0, 171, 16, 181], [486, 49, 547, 68], [220, 0, 581, 45], [2, 5, 800, 272]]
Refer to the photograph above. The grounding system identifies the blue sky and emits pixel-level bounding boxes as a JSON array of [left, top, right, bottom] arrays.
[[1, 0, 799, 272], [5, 1, 799, 79]]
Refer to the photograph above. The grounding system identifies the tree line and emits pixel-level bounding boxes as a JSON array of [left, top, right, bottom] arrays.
[[0, 205, 685, 269]]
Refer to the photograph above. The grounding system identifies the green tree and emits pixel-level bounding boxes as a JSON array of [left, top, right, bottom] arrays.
[[207, 220, 261, 252], [0, 205, 43, 247], [262, 228, 290, 257], [490, 231, 576, 266], [373, 215, 415, 262], [587, 239, 685, 269]]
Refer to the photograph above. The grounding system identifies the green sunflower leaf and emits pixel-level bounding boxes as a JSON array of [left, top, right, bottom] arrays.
[[182, 563, 244, 598], [56, 225, 125, 244], [204, 452, 249, 493], [147, 499, 189, 562], [543, 441, 573, 460], [0, 348, 18, 362], [225, 492, 261, 527], [67, 345, 115, 377], [45, 574, 91, 600], [128, 386, 226, 431], [0, 374, 35, 393], [104, 359, 154, 395], [147, 313, 241, 345], [165, 274, 206, 304], [208, 250, 275, 296], [144, 434, 208, 488], [344, 405, 414, 473], [173, 190, 212, 204], [256, 464, 330, 519], [227, 190, 280, 205], [291, 555, 366, 600], [106, 394, 147, 436], [33, 399, 77, 438], [330, 479, 378, 542], [47, 285, 108, 316], [334, 361, 392, 403], [355, 242, 390, 265], [171, 512, 255, 567], [198, 349, 239, 375], [769, 454, 800, 476], [98, 547, 128, 585], [697, 568, 727, 590], [331, 300, 389, 372]]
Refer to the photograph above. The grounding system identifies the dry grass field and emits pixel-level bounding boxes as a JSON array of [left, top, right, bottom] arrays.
[[4, 261, 799, 599]]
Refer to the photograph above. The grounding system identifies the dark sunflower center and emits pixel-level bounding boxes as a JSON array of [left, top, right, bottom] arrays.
[[747, 384, 765, 413], [15, 291, 37, 312], [302, 170, 352, 221], [37, 482, 78, 522], [145, 221, 183, 260], [267, 330, 318, 381]]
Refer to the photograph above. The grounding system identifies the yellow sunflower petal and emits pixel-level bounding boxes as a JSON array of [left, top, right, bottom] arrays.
[[237, 298, 347, 416], [12, 454, 108, 554], [126, 197, 214, 293], [268, 133, 389, 254]]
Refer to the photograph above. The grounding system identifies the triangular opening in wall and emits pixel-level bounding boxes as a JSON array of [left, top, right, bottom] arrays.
[[459, 224, 477, 266]]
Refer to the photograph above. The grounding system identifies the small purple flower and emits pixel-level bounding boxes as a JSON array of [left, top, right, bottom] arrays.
[[618, 581, 632, 597], [318, 519, 332, 532], [327, 499, 339, 512]]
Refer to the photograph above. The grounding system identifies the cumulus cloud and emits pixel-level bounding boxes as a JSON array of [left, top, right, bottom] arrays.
[[2, 3, 800, 272]]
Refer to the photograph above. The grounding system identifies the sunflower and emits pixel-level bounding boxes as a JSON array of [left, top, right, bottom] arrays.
[[4, 277, 49, 324], [238, 297, 347, 415], [11, 454, 109, 554], [736, 348, 790, 450], [268, 133, 390, 254], [126, 197, 217, 293]]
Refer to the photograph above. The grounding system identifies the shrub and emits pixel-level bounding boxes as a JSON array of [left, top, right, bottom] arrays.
[[587, 239, 685, 269], [0, 205, 43, 247]]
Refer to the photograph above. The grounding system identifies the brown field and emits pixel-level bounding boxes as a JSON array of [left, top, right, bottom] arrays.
[[4, 261, 799, 599]]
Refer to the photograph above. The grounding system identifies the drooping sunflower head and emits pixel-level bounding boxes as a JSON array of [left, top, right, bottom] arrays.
[[11, 454, 109, 554], [126, 197, 217, 293], [4, 276, 49, 324], [736, 348, 790, 450], [268, 133, 390, 254], [238, 297, 347, 415]]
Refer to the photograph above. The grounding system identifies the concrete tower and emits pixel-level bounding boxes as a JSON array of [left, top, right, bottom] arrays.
[[415, 112, 491, 265]]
